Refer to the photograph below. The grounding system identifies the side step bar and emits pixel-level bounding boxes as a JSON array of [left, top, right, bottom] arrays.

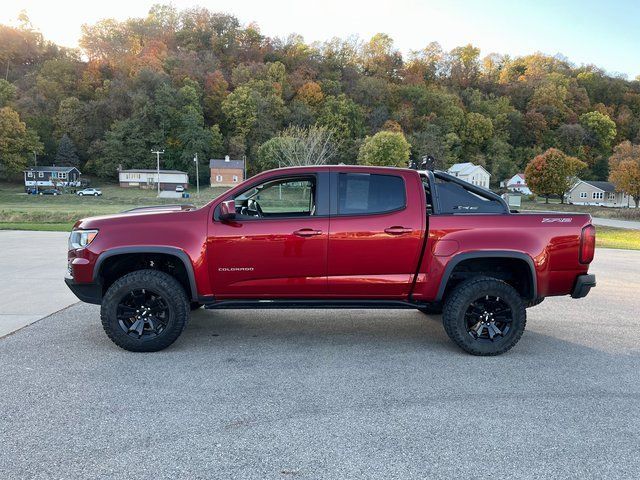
[[203, 299, 434, 310]]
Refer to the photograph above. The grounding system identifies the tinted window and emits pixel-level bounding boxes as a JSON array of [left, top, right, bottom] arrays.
[[435, 178, 506, 214], [338, 173, 405, 215]]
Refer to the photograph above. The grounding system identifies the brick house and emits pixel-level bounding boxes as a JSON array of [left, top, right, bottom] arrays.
[[210, 156, 244, 187]]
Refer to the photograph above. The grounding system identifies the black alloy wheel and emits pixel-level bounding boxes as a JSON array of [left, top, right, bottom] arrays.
[[465, 295, 512, 341], [116, 289, 170, 339]]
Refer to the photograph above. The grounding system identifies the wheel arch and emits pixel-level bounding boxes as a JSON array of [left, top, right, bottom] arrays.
[[93, 246, 198, 300], [435, 251, 537, 302]]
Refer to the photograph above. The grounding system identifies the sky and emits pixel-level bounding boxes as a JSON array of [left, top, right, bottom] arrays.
[[2, 0, 639, 79]]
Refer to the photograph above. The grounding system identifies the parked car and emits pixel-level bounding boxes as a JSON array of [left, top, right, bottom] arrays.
[[175, 185, 185, 193], [77, 188, 102, 196], [39, 189, 61, 196], [65, 166, 596, 355]]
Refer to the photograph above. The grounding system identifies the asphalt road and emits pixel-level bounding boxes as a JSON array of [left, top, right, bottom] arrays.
[[1, 249, 639, 479]]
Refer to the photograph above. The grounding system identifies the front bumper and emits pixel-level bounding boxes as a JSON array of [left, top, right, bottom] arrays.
[[571, 274, 596, 299], [65, 275, 102, 304]]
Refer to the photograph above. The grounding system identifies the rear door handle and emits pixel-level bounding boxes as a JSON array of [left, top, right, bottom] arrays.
[[294, 228, 323, 237], [384, 226, 412, 235]]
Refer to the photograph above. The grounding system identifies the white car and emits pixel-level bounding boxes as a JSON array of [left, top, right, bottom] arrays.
[[175, 185, 185, 193], [77, 188, 102, 196]]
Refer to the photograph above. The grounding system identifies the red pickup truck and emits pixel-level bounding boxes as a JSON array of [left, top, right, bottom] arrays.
[[65, 166, 596, 355]]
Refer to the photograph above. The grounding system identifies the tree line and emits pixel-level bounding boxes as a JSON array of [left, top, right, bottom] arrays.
[[0, 5, 639, 198]]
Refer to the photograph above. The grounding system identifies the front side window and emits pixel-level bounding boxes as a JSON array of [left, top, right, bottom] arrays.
[[337, 173, 405, 215], [232, 176, 316, 219]]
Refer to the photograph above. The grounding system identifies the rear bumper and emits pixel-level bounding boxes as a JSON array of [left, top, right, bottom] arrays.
[[571, 274, 596, 299], [65, 275, 102, 304]]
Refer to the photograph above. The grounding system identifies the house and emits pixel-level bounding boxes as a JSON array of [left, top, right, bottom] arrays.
[[118, 169, 188, 190], [24, 166, 81, 191], [447, 162, 491, 189], [567, 180, 635, 208], [500, 173, 532, 195], [210, 156, 244, 187]]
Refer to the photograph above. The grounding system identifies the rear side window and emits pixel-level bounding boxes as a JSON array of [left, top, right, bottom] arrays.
[[338, 173, 405, 215], [435, 178, 506, 214]]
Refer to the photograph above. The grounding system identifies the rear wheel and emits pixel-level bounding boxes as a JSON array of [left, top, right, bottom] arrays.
[[101, 269, 190, 352], [442, 277, 526, 356]]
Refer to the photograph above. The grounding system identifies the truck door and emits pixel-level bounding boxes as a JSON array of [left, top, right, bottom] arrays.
[[208, 173, 329, 298], [327, 170, 426, 299]]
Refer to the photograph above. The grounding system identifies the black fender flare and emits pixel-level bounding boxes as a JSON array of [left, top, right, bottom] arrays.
[[92, 246, 198, 300], [435, 251, 537, 302]]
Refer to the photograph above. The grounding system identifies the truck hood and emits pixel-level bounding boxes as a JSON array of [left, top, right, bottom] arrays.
[[72, 204, 200, 229]]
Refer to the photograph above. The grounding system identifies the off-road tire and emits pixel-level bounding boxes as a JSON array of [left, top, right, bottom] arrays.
[[442, 276, 526, 356], [101, 269, 190, 352]]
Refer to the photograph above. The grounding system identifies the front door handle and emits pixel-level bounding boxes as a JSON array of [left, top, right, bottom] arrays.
[[384, 226, 412, 235], [294, 228, 323, 237]]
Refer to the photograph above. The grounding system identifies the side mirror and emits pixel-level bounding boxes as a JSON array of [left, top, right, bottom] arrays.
[[220, 199, 236, 220]]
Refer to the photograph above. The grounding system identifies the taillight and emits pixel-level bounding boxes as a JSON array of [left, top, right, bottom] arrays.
[[579, 225, 596, 264]]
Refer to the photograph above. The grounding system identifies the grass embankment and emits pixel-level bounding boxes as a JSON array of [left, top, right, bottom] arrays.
[[0, 183, 229, 231], [521, 200, 640, 221]]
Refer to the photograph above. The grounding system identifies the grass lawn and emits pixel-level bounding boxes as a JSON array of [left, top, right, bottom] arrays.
[[0, 182, 230, 229], [596, 226, 640, 251]]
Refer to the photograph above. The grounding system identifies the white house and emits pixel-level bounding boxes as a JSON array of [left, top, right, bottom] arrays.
[[447, 162, 491, 189], [500, 173, 532, 195], [118, 169, 189, 190], [567, 180, 635, 208]]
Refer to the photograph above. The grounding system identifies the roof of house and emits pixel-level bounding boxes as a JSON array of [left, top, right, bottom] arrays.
[[24, 166, 80, 173], [448, 162, 491, 177], [210, 158, 244, 169], [581, 180, 616, 192], [119, 169, 188, 175]]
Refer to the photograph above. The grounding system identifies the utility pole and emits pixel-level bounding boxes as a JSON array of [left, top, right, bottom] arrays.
[[193, 153, 200, 195], [151, 149, 164, 195]]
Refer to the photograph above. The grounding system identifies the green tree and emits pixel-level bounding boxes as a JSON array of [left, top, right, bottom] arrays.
[[55, 134, 80, 166], [357, 130, 410, 167], [525, 148, 587, 203], [0, 106, 43, 175], [579, 111, 617, 154], [0, 79, 16, 107]]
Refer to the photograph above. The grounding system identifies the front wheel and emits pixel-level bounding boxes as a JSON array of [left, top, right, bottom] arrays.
[[442, 277, 526, 356], [101, 270, 190, 352]]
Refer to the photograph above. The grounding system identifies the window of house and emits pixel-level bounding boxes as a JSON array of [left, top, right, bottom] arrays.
[[216, 175, 222, 182], [233, 176, 316, 218], [28, 172, 33, 178], [592, 192, 604, 200], [38, 172, 44, 178], [608, 192, 615, 200], [233, 175, 238, 182], [580, 192, 587, 198], [337, 173, 405, 215]]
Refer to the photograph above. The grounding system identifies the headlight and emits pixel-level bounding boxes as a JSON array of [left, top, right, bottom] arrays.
[[68, 229, 98, 250]]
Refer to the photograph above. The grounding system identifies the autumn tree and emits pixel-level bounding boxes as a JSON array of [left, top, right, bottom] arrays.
[[525, 148, 587, 203], [609, 141, 640, 207], [0, 106, 43, 175], [358, 130, 410, 167]]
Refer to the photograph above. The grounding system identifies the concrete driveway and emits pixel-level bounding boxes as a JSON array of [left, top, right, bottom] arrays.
[[1, 242, 639, 479], [0, 230, 76, 336]]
